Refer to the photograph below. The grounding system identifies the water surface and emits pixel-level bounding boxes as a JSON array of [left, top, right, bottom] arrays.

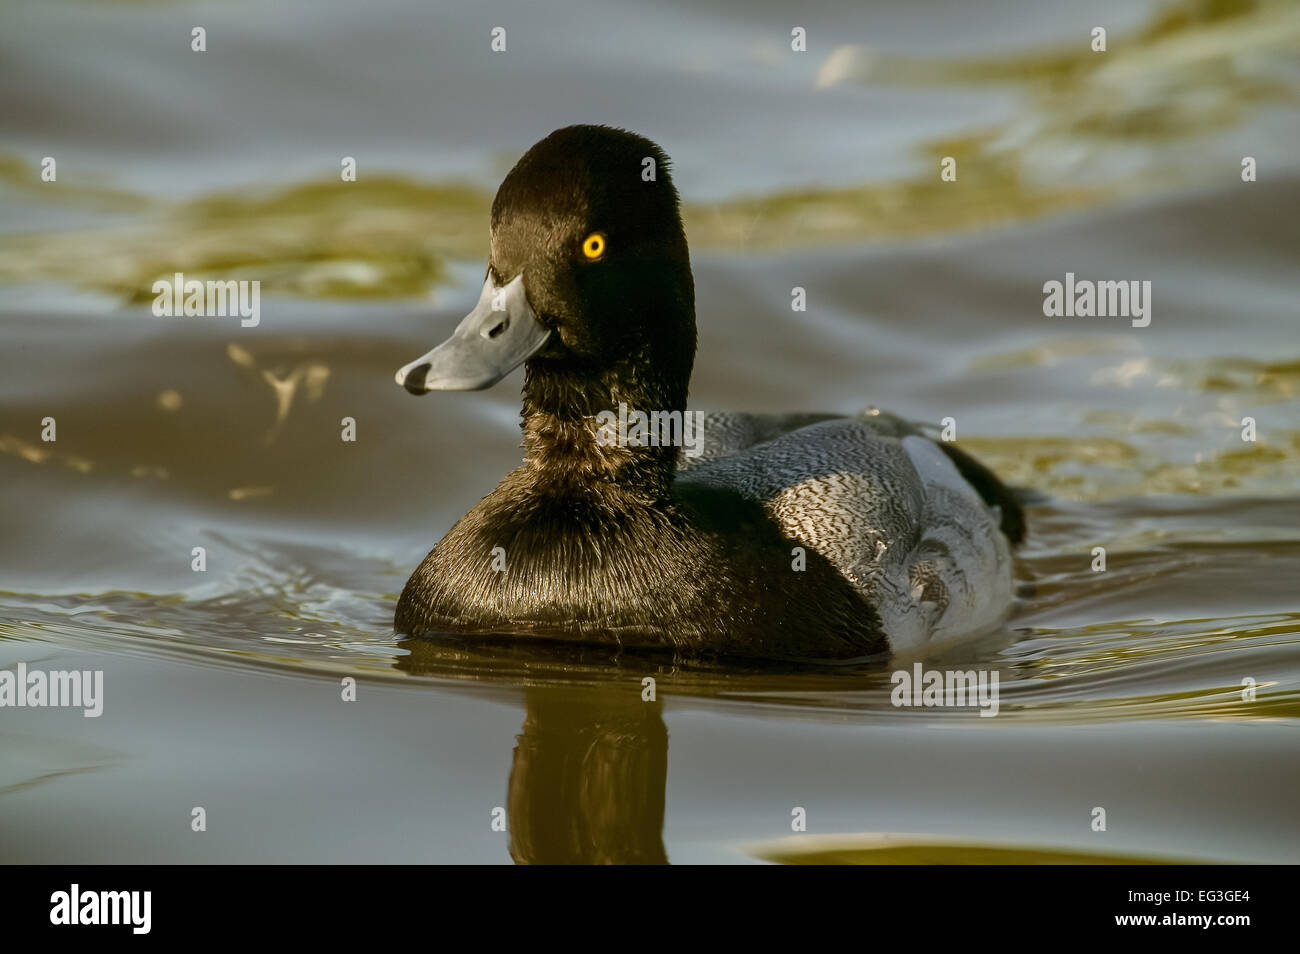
[[2, 0, 1298, 863]]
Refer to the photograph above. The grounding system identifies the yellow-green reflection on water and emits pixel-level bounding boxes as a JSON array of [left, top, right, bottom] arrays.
[[747, 834, 1219, 865], [1, 0, 1295, 301]]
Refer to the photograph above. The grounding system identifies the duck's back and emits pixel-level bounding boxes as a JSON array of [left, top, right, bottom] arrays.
[[677, 409, 1020, 652]]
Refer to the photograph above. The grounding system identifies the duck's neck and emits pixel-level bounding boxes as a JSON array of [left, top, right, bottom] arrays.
[[519, 356, 686, 503]]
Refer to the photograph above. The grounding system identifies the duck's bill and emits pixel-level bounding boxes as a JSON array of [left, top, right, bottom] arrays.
[[395, 274, 552, 393]]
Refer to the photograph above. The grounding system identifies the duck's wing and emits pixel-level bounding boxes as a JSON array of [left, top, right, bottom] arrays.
[[676, 413, 1017, 651], [683, 409, 1026, 543], [680, 411, 843, 468]]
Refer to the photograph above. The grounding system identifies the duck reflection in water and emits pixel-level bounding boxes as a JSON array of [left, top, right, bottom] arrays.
[[396, 639, 670, 864], [507, 686, 669, 865]]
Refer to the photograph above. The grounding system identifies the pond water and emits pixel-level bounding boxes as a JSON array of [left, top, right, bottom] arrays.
[[1, 0, 1298, 863]]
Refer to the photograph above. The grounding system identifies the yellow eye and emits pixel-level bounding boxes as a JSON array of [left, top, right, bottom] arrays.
[[581, 232, 606, 260]]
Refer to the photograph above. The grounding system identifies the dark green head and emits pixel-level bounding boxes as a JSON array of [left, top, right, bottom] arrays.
[[397, 125, 696, 415]]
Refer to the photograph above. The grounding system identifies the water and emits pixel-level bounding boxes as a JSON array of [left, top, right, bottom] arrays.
[[1, 0, 1298, 863]]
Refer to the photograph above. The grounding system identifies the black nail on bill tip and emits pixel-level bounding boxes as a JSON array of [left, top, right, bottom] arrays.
[[403, 362, 432, 394]]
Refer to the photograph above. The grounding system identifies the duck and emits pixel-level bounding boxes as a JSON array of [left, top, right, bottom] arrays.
[[393, 124, 1025, 661]]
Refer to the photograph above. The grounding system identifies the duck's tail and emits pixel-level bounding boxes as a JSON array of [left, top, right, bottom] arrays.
[[853, 406, 1028, 546], [934, 441, 1027, 545]]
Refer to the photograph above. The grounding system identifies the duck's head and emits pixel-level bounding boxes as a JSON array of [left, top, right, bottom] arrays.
[[396, 125, 696, 414]]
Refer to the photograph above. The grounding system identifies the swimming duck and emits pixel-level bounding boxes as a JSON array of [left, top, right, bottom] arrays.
[[394, 125, 1024, 660]]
